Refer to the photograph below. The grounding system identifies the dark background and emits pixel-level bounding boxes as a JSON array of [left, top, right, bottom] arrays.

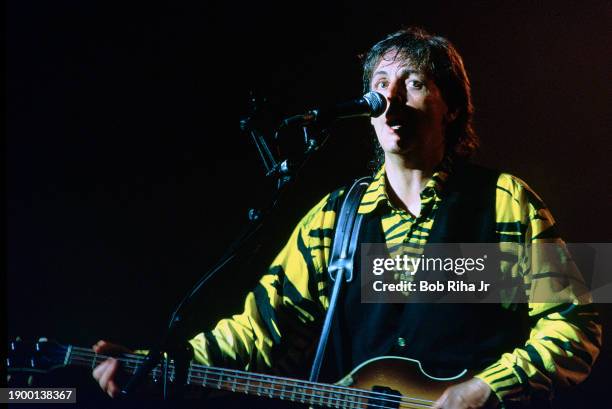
[[6, 1, 611, 407]]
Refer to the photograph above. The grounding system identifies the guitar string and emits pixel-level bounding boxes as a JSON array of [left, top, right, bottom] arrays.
[[69, 349, 434, 408], [70, 346, 434, 405], [72, 354, 432, 409], [72, 343, 431, 403], [184, 373, 433, 409], [68, 348, 435, 408], [72, 354, 434, 409], [69, 354, 432, 409], [185, 368, 433, 408], [68, 347, 435, 408]]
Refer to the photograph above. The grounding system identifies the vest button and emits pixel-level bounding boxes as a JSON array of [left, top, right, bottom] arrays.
[[397, 337, 406, 348]]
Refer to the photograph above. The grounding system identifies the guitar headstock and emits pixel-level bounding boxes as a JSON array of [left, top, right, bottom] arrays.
[[8, 337, 69, 374]]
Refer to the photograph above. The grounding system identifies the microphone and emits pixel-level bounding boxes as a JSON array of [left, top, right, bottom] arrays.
[[280, 91, 387, 128]]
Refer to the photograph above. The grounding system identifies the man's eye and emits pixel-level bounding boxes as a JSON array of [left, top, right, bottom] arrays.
[[374, 80, 389, 90], [407, 80, 424, 90]]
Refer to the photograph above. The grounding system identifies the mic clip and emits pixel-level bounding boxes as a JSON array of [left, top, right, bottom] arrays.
[[279, 110, 318, 128]]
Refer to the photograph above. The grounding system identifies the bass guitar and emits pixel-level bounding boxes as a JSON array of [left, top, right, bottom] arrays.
[[8, 338, 471, 408]]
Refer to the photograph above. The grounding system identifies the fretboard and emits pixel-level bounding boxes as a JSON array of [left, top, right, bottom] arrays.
[[186, 363, 372, 408]]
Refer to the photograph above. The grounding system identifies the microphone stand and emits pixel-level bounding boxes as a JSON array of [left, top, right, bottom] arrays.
[[120, 93, 331, 400]]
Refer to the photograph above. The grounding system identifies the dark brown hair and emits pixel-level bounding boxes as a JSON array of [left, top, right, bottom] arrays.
[[362, 27, 479, 168]]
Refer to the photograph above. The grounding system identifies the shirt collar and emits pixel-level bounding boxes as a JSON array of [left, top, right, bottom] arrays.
[[357, 165, 448, 214]]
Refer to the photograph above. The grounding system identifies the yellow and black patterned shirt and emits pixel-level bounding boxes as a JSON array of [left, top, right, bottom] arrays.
[[188, 166, 601, 405]]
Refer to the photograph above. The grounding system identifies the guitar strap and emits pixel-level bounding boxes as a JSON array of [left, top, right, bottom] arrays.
[[308, 176, 372, 383]]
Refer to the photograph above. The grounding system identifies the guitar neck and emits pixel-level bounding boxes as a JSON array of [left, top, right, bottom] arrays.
[[65, 345, 383, 408]]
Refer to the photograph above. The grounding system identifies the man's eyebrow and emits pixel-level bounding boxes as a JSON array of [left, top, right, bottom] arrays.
[[372, 67, 420, 79], [371, 70, 388, 78], [397, 67, 419, 76]]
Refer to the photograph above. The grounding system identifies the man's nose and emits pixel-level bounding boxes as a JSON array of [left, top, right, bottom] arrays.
[[381, 81, 407, 119], [384, 80, 407, 107]]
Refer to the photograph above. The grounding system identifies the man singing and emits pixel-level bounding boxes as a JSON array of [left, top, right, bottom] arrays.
[[93, 27, 601, 409]]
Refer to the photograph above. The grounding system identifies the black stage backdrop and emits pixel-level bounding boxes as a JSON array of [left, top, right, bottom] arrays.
[[6, 1, 611, 408]]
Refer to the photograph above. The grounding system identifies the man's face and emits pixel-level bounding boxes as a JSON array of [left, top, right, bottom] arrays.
[[369, 54, 451, 165]]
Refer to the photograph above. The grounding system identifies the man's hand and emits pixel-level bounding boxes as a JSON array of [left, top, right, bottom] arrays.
[[91, 340, 133, 398], [432, 377, 499, 409]]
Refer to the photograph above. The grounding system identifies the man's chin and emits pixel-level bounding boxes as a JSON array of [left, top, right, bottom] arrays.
[[385, 139, 415, 154], [383, 146, 416, 160]]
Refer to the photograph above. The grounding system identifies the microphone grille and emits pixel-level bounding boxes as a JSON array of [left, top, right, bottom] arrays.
[[362, 91, 387, 117]]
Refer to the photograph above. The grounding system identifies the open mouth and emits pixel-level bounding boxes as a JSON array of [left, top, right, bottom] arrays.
[[388, 123, 408, 134]]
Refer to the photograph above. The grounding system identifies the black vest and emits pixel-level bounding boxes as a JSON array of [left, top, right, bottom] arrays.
[[320, 164, 530, 382]]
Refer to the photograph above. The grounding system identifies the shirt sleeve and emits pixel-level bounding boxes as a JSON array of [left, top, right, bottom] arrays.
[[475, 174, 602, 406], [188, 189, 344, 373]]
